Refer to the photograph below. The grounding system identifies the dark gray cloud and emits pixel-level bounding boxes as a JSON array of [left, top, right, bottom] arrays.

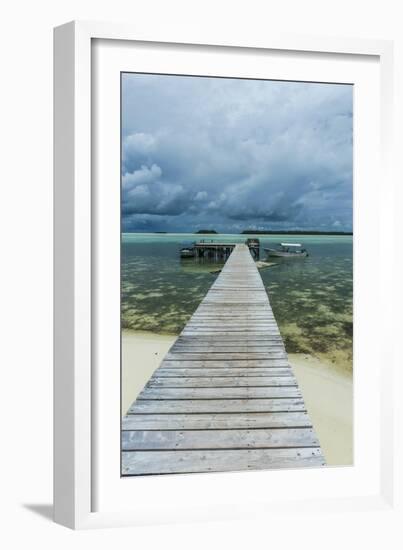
[[122, 74, 352, 232]]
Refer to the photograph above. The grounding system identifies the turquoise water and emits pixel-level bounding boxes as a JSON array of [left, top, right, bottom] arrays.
[[122, 233, 353, 368]]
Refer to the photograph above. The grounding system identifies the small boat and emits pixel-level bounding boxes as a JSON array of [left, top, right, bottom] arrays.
[[264, 242, 309, 258], [180, 245, 196, 258]]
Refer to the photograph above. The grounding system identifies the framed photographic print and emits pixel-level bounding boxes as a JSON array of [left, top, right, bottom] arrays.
[[54, 21, 396, 529]]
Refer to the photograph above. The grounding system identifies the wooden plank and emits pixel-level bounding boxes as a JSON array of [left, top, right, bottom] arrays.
[[167, 350, 286, 356], [182, 324, 279, 328], [181, 327, 280, 332], [173, 339, 284, 345], [183, 324, 278, 329], [178, 327, 275, 334], [175, 336, 282, 342], [166, 351, 287, 361], [161, 359, 291, 368], [122, 428, 320, 450], [173, 341, 284, 347], [188, 310, 275, 314], [139, 387, 301, 399], [148, 376, 297, 387], [128, 398, 306, 414], [175, 344, 283, 348], [170, 349, 285, 356], [122, 448, 325, 475], [122, 412, 312, 430], [181, 333, 280, 337], [175, 336, 283, 341], [191, 313, 275, 317], [187, 322, 277, 328], [154, 368, 293, 377], [172, 343, 285, 348]]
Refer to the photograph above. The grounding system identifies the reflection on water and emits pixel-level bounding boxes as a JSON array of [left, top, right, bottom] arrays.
[[122, 233, 353, 370], [180, 258, 225, 274]]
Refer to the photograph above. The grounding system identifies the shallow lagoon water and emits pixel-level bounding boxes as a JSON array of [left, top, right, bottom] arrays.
[[122, 233, 353, 370]]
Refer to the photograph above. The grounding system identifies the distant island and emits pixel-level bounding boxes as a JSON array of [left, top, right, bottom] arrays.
[[241, 230, 353, 235], [125, 229, 353, 235]]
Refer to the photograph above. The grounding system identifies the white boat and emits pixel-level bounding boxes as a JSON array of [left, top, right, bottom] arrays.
[[180, 246, 196, 258], [264, 242, 309, 258]]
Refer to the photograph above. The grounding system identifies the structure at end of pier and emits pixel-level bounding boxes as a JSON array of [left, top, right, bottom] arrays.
[[193, 238, 260, 260]]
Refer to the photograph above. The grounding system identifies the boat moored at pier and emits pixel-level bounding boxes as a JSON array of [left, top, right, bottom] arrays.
[[264, 243, 309, 258]]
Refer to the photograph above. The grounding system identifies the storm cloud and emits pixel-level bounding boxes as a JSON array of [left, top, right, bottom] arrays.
[[122, 74, 352, 232]]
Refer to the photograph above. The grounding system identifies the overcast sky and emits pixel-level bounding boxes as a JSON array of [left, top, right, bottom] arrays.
[[122, 73, 352, 233]]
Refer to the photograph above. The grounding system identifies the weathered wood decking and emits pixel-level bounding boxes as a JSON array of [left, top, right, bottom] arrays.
[[122, 244, 325, 475]]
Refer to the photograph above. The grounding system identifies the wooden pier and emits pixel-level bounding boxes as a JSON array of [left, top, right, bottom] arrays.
[[122, 244, 325, 475]]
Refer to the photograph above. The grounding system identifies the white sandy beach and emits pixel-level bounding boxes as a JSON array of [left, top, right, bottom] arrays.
[[122, 330, 353, 466], [289, 353, 353, 466], [121, 330, 174, 417]]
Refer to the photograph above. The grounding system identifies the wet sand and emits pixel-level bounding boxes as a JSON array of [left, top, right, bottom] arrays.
[[122, 330, 353, 466]]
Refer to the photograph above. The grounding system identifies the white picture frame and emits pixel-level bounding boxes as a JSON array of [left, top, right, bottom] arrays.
[[54, 20, 396, 530]]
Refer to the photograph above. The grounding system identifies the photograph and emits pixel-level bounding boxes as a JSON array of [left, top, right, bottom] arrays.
[[120, 72, 353, 476]]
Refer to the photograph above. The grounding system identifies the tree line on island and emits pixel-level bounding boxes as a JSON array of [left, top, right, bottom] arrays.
[[193, 229, 352, 235], [151, 229, 352, 235]]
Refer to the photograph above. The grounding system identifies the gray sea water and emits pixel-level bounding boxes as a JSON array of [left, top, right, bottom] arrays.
[[122, 233, 353, 369]]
